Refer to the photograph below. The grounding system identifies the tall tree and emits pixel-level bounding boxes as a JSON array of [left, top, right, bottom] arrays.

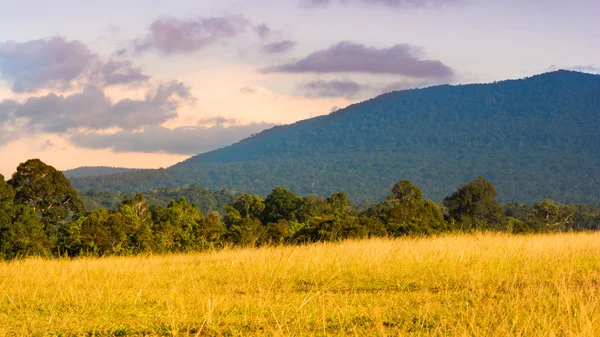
[[8, 159, 84, 235], [443, 176, 504, 229], [261, 187, 301, 224], [0, 174, 15, 227]]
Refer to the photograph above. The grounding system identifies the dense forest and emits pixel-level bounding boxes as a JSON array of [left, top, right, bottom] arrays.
[[70, 70, 600, 204], [63, 166, 138, 178], [2, 159, 599, 260]]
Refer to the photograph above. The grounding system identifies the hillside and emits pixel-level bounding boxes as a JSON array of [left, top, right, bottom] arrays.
[[63, 166, 138, 178], [70, 70, 600, 204]]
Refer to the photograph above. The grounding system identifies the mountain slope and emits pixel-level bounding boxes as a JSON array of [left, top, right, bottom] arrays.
[[70, 70, 600, 204], [63, 166, 138, 178]]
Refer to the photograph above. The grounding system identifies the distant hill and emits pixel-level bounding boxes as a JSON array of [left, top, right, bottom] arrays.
[[70, 70, 600, 204], [63, 166, 139, 178]]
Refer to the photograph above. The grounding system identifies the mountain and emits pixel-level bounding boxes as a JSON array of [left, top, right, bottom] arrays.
[[63, 166, 139, 178], [70, 70, 600, 204]]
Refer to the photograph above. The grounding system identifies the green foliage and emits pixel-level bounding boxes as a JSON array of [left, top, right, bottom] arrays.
[[0, 205, 50, 259], [0, 175, 15, 229], [80, 184, 236, 215], [70, 71, 600, 204], [261, 187, 302, 224], [443, 176, 504, 230], [2, 158, 600, 260], [9, 159, 84, 237]]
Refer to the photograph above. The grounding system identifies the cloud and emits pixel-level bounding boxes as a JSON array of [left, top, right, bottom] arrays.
[[0, 99, 18, 124], [239, 86, 257, 94], [262, 40, 297, 54], [298, 77, 445, 99], [39, 139, 56, 151], [0, 36, 96, 93], [69, 122, 276, 155], [133, 16, 250, 54], [301, 0, 459, 8], [197, 116, 237, 126], [4, 81, 192, 133], [91, 60, 150, 86], [0, 36, 151, 93], [254, 23, 272, 40], [300, 79, 363, 98], [263, 41, 454, 78]]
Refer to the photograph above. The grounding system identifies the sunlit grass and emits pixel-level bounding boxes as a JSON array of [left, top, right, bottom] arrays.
[[1, 232, 600, 336]]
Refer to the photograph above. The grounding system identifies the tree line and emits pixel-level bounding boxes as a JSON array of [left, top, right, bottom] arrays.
[[1, 159, 599, 259]]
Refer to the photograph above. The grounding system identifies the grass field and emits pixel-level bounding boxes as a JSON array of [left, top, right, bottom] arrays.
[[1, 233, 600, 336]]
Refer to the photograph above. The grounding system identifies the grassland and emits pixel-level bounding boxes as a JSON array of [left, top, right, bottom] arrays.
[[1, 233, 600, 336]]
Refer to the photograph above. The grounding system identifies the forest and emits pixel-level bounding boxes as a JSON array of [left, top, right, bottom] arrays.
[[70, 70, 600, 205], [1, 158, 599, 260]]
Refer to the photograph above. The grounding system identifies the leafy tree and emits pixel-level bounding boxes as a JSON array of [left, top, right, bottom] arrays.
[[390, 180, 423, 204], [8, 159, 84, 237], [443, 176, 504, 230], [0, 205, 50, 259], [531, 199, 575, 232], [296, 195, 328, 223], [261, 187, 301, 224], [230, 194, 265, 220], [0, 175, 15, 227]]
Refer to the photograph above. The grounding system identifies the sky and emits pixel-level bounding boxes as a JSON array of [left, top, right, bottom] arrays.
[[0, 0, 599, 177]]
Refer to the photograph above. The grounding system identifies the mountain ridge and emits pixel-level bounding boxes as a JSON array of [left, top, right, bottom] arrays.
[[69, 70, 600, 204]]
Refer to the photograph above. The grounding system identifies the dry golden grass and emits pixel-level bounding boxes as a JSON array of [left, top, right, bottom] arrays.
[[1, 232, 600, 336]]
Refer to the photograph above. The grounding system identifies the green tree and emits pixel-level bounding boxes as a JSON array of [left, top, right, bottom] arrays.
[[0, 204, 50, 259], [390, 180, 423, 205], [8, 159, 84, 238], [261, 187, 301, 224], [443, 176, 504, 230], [0, 175, 15, 228], [230, 194, 265, 220]]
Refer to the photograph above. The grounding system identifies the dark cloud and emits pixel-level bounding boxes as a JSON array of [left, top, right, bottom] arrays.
[[262, 40, 297, 54], [301, 0, 459, 8], [0, 36, 96, 93], [6, 81, 192, 133], [263, 41, 454, 78], [330, 106, 341, 113], [133, 16, 250, 54], [70, 122, 276, 154], [300, 79, 363, 98]]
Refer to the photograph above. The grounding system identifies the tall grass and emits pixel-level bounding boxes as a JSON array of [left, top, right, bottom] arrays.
[[1, 232, 599, 336]]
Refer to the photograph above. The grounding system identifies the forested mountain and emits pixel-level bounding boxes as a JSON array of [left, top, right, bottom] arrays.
[[70, 70, 600, 204], [63, 166, 138, 178]]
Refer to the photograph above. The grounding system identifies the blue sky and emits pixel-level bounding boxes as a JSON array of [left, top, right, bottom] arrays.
[[0, 0, 598, 176]]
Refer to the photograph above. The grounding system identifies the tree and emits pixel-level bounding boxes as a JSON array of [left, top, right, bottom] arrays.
[[0, 175, 15, 228], [0, 205, 50, 259], [368, 180, 448, 236], [443, 176, 504, 229], [389, 180, 423, 205], [230, 194, 265, 220], [8, 159, 84, 236], [261, 187, 301, 224], [531, 199, 575, 232]]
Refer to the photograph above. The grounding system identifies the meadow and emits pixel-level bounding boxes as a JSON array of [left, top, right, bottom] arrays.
[[1, 232, 600, 336]]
